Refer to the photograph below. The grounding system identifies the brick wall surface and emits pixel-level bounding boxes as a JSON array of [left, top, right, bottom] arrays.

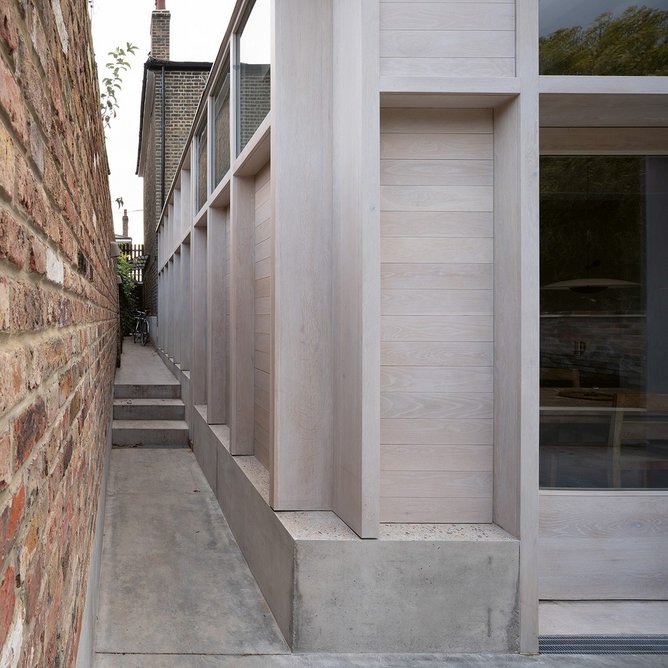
[[142, 66, 209, 315], [0, 0, 117, 666]]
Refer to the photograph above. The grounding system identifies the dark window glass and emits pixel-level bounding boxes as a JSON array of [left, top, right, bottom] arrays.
[[539, 1, 668, 75], [540, 155, 668, 489], [197, 128, 207, 212], [238, 0, 270, 154], [214, 69, 231, 185]]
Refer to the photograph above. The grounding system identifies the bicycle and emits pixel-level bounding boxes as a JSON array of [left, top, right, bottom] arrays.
[[133, 310, 150, 346]]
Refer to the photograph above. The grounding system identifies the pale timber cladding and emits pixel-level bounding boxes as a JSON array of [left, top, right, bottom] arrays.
[[380, 108, 494, 523], [379, 0, 516, 77]]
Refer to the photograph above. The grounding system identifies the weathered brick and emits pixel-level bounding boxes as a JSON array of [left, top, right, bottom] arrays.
[[0, 426, 10, 493], [0, 209, 28, 269], [0, 54, 27, 144], [0, 346, 26, 414], [13, 397, 46, 467], [0, 484, 25, 562], [0, 564, 16, 648], [28, 234, 46, 275], [0, 1, 19, 55], [0, 122, 15, 198]]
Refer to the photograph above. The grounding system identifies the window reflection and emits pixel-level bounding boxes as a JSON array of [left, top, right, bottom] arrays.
[[238, 0, 271, 153], [540, 156, 668, 489], [197, 127, 207, 212], [214, 69, 230, 185], [539, 1, 668, 75]]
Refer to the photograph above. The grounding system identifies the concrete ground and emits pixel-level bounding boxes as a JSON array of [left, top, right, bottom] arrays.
[[94, 344, 665, 667]]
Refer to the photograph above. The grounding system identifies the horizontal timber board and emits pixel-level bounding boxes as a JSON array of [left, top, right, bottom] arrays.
[[382, 315, 494, 341], [381, 417, 493, 444], [381, 391, 493, 419], [380, 108, 493, 133], [381, 444, 493, 471], [381, 340, 493, 366], [381, 263, 493, 290], [381, 210, 493, 237], [381, 237, 493, 263], [381, 365, 493, 393], [381, 133, 493, 159], [380, 56, 515, 78], [380, 30, 515, 59], [380, 2, 515, 31], [380, 495, 492, 523], [381, 469, 494, 496], [381, 288, 493, 315]]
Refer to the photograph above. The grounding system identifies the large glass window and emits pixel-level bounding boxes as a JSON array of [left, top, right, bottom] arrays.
[[214, 66, 231, 185], [237, 0, 270, 154], [539, 1, 668, 75], [540, 155, 668, 489]]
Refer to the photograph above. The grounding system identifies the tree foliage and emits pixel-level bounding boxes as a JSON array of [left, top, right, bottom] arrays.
[[117, 254, 138, 335], [100, 42, 138, 128], [540, 5, 668, 75]]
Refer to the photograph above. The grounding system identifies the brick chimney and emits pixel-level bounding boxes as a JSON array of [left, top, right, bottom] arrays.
[[122, 209, 129, 238], [151, 1, 170, 60]]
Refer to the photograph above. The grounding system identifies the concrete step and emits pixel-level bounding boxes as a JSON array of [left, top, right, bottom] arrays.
[[114, 383, 181, 400], [112, 420, 189, 447], [113, 398, 185, 421]]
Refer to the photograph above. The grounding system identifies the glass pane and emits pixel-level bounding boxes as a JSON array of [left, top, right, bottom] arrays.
[[540, 155, 668, 489], [539, 1, 668, 75], [214, 70, 231, 185], [197, 127, 207, 212], [238, 0, 271, 154]]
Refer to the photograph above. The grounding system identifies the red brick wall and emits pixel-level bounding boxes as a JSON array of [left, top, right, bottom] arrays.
[[0, 0, 117, 665]]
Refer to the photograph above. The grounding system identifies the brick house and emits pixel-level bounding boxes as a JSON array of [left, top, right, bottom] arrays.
[[0, 0, 117, 665], [136, 3, 210, 317]]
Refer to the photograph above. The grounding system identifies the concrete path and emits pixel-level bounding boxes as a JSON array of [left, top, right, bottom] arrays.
[[94, 343, 664, 667], [93, 448, 290, 665]]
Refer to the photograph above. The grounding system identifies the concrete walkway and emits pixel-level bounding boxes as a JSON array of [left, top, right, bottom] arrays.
[[94, 344, 664, 667]]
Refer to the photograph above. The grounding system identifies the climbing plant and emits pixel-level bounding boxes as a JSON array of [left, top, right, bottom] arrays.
[[117, 253, 138, 336], [100, 42, 138, 128]]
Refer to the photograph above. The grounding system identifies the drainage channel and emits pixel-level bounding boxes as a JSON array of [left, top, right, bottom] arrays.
[[540, 635, 668, 654]]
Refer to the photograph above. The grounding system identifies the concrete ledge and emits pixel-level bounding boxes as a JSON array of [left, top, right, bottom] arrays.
[[158, 347, 520, 654]]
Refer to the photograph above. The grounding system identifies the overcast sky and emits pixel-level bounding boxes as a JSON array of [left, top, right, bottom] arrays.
[[91, 0, 234, 242], [540, 0, 668, 35]]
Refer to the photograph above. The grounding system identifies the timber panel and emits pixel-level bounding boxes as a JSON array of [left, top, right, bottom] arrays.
[[380, 108, 494, 523], [379, 0, 516, 78], [254, 163, 272, 470]]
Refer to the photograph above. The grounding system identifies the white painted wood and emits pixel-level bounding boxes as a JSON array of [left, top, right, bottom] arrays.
[[382, 315, 493, 341], [381, 237, 493, 263], [382, 444, 493, 471], [381, 30, 514, 59], [381, 341, 494, 366], [381, 57, 515, 78], [381, 211, 493, 237], [207, 206, 228, 424], [494, 0, 540, 653], [254, 163, 272, 472], [539, 76, 668, 95], [180, 242, 191, 372], [380, 3, 515, 31], [381, 392, 493, 419], [382, 288, 493, 315], [381, 496, 492, 523], [381, 263, 493, 289], [381, 133, 493, 159], [190, 226, 208, 405], [272, 0, 334, 510], [332, 0, 381, 537], [229, 175, 255, 455], [379, 106, 494, 525], [539, 493, 668, 600], [381, 159, 494, 186], [381, 185, 493, 211], [381, 108, 493, 133]]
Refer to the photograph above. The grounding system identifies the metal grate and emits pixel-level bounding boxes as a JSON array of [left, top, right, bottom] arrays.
[[540, 635, 668, 654]]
